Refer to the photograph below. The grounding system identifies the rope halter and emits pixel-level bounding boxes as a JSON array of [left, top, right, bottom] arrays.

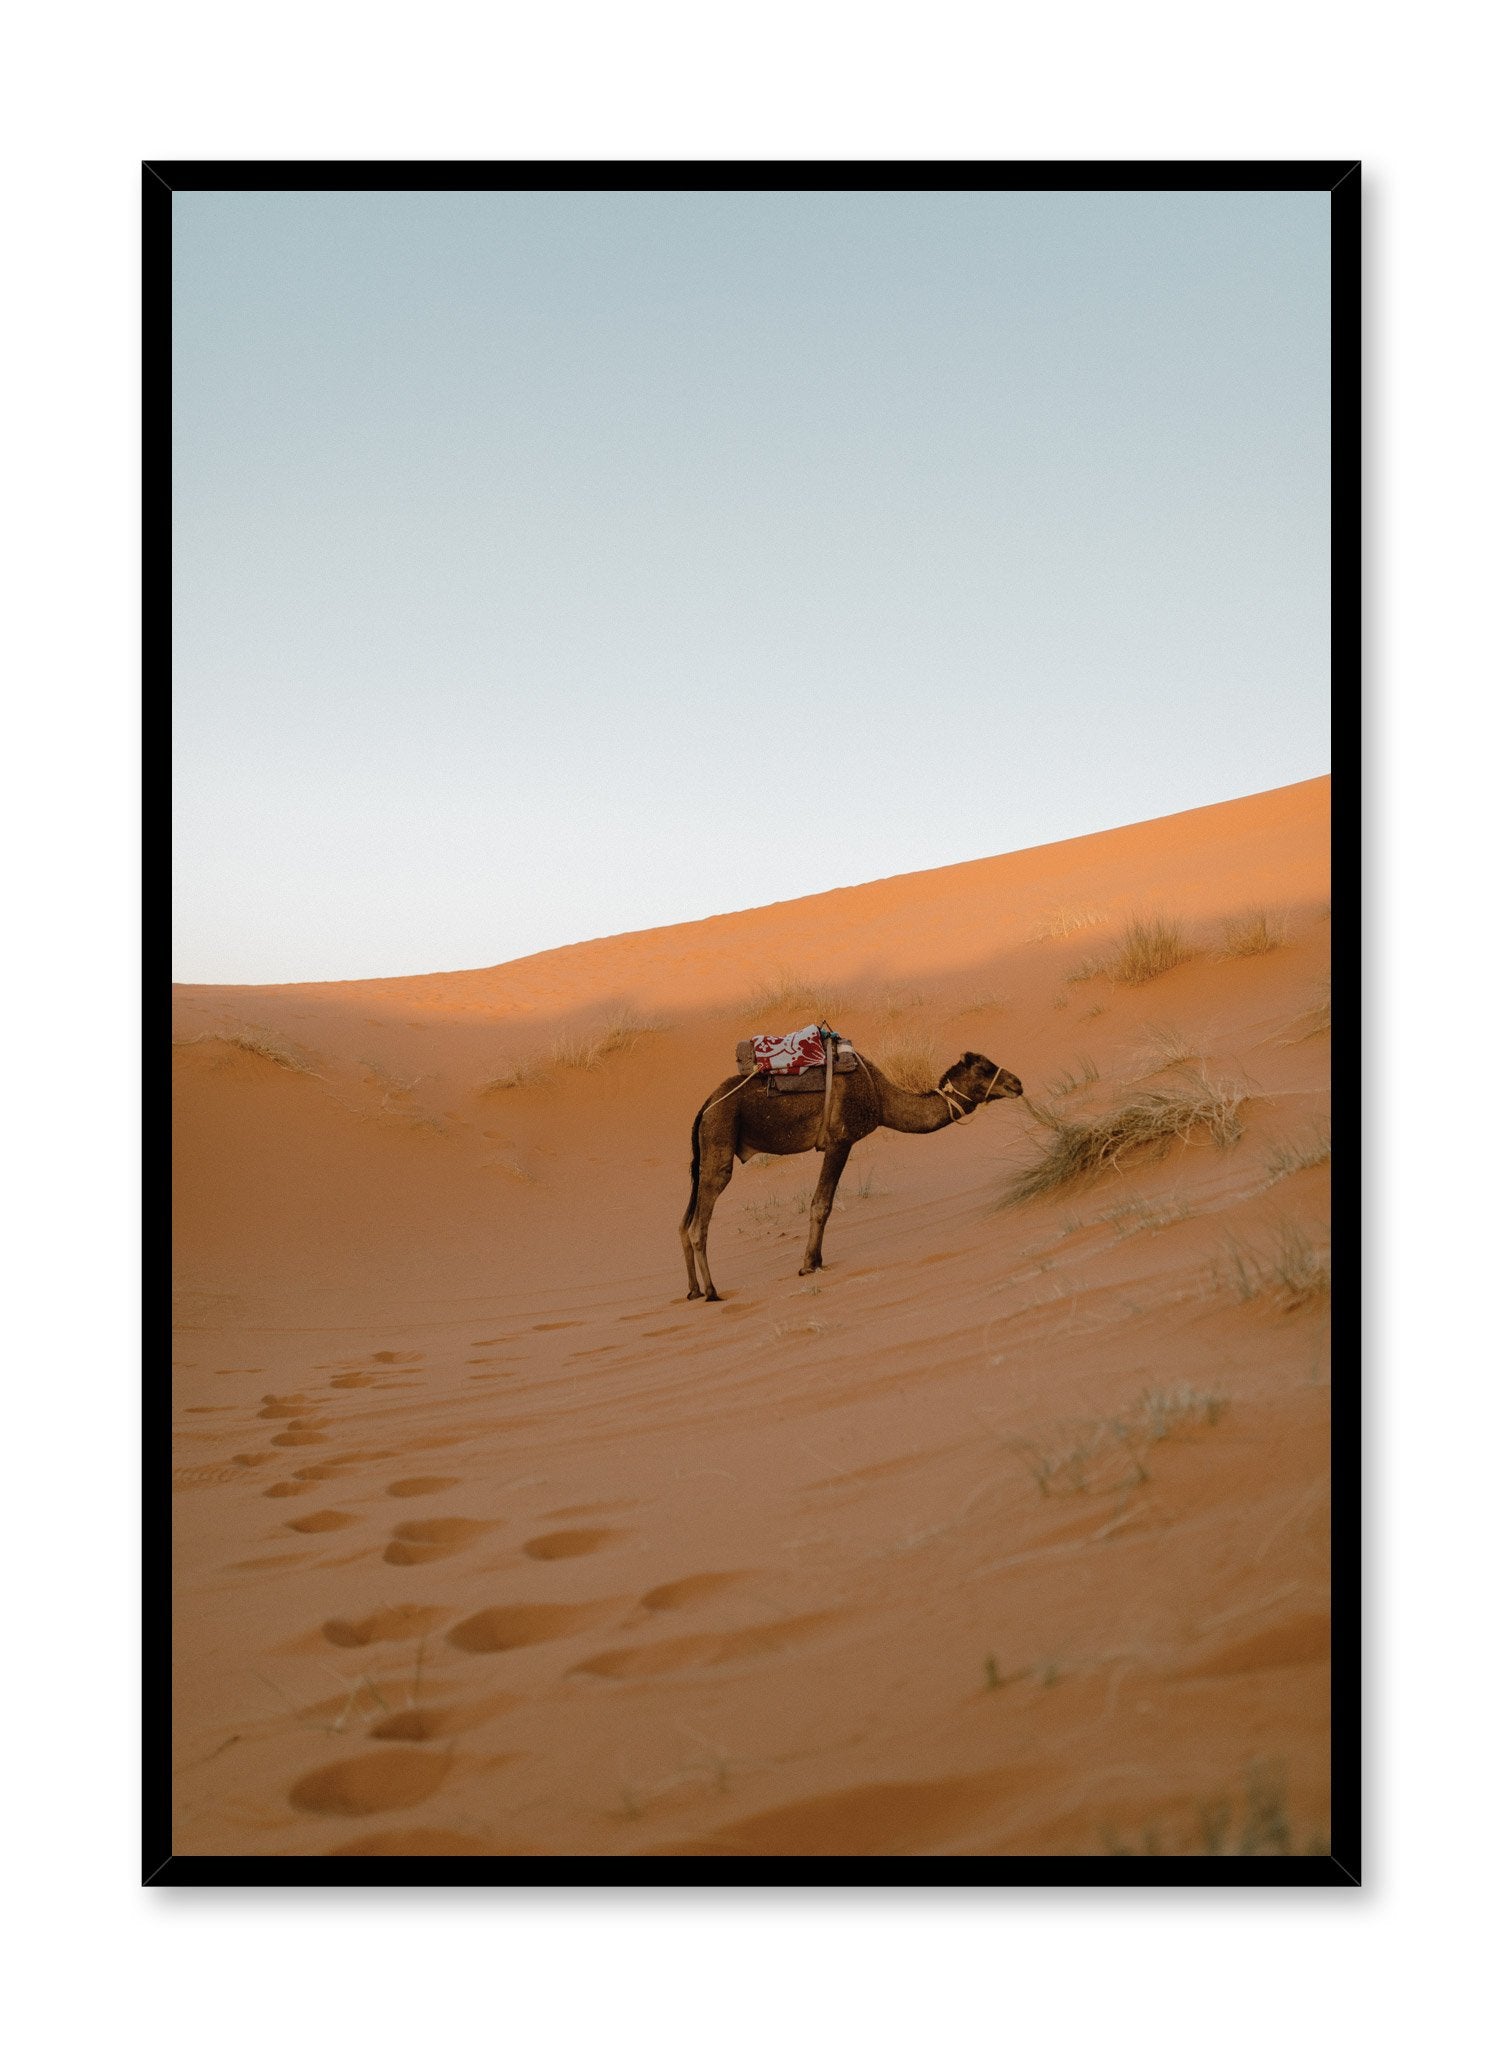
[[938, 1060, 1012, 1122]]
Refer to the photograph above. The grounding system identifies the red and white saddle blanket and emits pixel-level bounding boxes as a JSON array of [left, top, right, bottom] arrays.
[[749, 1024, 826, 1074]]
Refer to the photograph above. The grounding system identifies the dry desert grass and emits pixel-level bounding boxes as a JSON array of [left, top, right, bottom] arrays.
[[479, 1051, 543, 1092], [1127, 1024, 1203, 1078], [746, 970, 847, 1022], [1001, 1070, 1248, 1206], [1265, 1123, 1332, 1183], [1104, 1763, 1323, 1857], [1284, 978, 1332, 1042], [874, 1029, 942, 1093], [173, 1029, 315, 1073], [1220, 1216, 1331, 1310], [552, 1007, 656, 1070], [1065, 914, 1197, 990], [1107, 913, 1197, 985], [1031, 905, 1110, 941], [1011, 1383, 1227, 1499], [1221, 907, 1289, 957]]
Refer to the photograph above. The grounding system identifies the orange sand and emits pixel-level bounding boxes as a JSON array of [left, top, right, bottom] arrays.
[[172, 777, 1331, 1857]]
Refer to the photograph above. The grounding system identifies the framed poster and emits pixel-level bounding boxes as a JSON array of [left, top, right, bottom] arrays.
[[152, 160, 1356, 1883]]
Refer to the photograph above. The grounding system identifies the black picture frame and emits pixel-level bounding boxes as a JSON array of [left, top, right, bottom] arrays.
[[148, 158, 1359, 1888]]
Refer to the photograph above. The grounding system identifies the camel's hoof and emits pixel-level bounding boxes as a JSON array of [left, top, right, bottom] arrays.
[[705, 1289, 722, 1303], [686, 1289, 702, 1301]]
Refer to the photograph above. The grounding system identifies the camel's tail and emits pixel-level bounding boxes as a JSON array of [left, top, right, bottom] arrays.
[[683, 1073, 755, 1229], [682, 1104, 705, 1230]]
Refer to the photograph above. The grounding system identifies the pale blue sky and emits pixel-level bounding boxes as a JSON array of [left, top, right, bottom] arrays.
[[172, 189, 1329, 984]]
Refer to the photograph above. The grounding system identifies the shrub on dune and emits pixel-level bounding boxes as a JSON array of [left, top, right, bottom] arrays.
[[173, 1030, 315, 1073], [1221, 907, 1289, 957], [875, 1029, 942, 1093], [551, 1006, 656, 1070], [1107, 914, 1196, 985], [1000, 1070, 1247, 1206]]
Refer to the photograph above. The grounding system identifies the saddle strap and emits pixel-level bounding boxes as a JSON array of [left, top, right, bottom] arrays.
[[816, 1020, 836, 1151]]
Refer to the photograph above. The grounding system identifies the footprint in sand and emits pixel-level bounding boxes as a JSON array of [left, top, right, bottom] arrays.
[[638, 1572, 751, 1612], [172, 1463, 247, 1491], [330, 1828, 498, 1856], [263, 1481, 313, 1499], [368, 1693, 514, 1742], [323, 1605, 447, 1647], [294, 1453, 393, 1481], [371, 1350, 425, 1365], [271, 1427, 328, 1447], [287, 1509, 359, 1534], [367, 1708, 451, 1742], [383, 1517, 491, 1566], [521, 1528, 622, 1561], [447, 1601, 614, 1654], [289, 1749, 450, 1815], [386, 1476, 460, 1498], [572, 1611, 834, 1679], [258, 1396, 317, 1419], [545, 1499, 639, 1519]]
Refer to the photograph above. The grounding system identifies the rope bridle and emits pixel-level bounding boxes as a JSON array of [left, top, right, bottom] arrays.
[[938, 1061, 1012, 1123]]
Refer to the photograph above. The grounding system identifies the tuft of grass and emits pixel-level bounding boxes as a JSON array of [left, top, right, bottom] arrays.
[[1064, 955, 1107, 985], [1001, 1070, 1247, 1206], [1100, 1195, 1192, 1239], [1032, 905, 1110, 942], [1012, 1419, 1150, 1498], [552, 1006, 654, 1070], [747, 970, 846, 1021], [1107, 914, 1196, 986], [1104, 1763, 1321, 1857], [357, 1062, 435, 1123], [1012, 1383, 1225, 1499], [1221, 907, 1288, 957], [1047, 1054, 1100, 1098], [1133, 1383, 1227, 1440], [1129, 1023, 1202, 1077], [854, 1167, 887, 1199], [1284, 978, 1332, 1042], [875, 985, 926, 1019], [1219, 1216, 1331, 1310], [875, 1029, 942, 1093], [1265, 1122, 1332, 1184], [175, 1030, 315, 1073], [479, 1052, 542, 1092]]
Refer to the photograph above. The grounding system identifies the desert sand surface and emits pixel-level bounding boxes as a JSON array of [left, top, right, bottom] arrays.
[[171, 776, 1332, 1859]]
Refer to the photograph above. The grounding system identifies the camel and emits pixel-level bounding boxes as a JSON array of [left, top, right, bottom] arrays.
[[679, 1049, 1024, 1300]]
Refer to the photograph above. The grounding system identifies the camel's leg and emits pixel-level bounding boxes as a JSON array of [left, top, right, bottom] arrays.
[[689, 1142, 735, 1302], [799, 1140, 852, 1276], [679, 1188, 701, 1300]]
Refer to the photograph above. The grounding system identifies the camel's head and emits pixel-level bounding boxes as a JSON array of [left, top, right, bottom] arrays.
[[941, 1051, 1024, 1108]]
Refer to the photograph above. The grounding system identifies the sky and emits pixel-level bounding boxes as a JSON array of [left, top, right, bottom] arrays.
[[172, 188, 1330, 985]]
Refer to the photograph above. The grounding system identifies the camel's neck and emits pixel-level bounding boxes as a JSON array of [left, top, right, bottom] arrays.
[[878, 1079, 962, 1135]]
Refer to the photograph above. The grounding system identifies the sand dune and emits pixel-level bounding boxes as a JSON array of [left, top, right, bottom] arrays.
[[172, 776, 1331, 1858]]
